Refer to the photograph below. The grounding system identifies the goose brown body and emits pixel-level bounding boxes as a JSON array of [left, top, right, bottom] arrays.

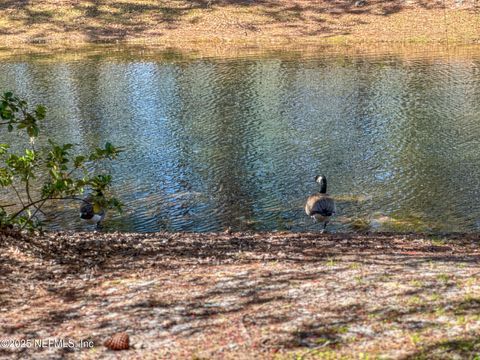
[[305, 175, 335, 230], [305, 193, 335, 222]]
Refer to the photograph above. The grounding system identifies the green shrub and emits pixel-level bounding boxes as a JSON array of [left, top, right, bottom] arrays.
[[0, 91, 122, 231]]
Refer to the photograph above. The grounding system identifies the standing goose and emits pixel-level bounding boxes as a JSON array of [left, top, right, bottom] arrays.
[[305, 175, 336, 232], [80, 192, 106, 230]]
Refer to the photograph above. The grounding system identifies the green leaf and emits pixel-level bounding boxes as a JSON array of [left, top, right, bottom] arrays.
[[74, 155, 86, 168], [0, 144, 9, 155], [0, 92, 123, 231], [35, 105, 46, 120], [31, 125, 39, 138], [0, 167, 13, 186]]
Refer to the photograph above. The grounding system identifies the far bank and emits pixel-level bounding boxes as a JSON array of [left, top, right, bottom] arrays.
[[0, 0, 479, 54]]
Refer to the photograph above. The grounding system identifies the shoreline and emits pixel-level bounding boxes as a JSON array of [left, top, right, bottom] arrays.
[[2, 42, 480, 63]]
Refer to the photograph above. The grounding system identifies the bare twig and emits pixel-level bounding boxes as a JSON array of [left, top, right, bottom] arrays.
[[11, 184, 26, 208], [0, 203, 16, 207], [20, 198, 48, 230], [25, 178, 46, 217], [10, 196, 85, 221]]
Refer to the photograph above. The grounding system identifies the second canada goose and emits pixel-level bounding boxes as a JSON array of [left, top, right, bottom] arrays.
[[80, 192, 105, 230], [305, 175, 336, 232]]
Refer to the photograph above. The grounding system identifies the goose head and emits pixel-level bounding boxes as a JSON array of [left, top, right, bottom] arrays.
[[315, 175, 327, 194]]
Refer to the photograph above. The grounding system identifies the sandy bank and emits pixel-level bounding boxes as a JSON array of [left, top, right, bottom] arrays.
[[0, 0, 479, 55]]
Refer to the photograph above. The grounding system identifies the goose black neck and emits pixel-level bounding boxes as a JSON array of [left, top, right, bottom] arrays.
[[319, 178, 327, 194]]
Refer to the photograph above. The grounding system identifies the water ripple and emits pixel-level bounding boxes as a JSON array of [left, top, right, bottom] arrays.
[[1, 53, 480, 232]]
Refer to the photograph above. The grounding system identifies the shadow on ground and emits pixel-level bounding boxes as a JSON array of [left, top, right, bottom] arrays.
[[0, 0, 477, 42], [1, 231, 479, 358]]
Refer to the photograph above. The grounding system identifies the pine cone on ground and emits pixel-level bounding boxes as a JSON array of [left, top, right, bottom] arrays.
[[104, 332, 129, 350]]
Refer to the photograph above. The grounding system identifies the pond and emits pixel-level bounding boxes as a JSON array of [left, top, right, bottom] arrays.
[[1, 47, 480, 233]]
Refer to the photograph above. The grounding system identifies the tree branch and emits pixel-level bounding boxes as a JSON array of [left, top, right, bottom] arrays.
[[11, 184, 26, 208], [25, 178, 45, 216], [21, 197, 48, 230], [10, 196, 86, 221]]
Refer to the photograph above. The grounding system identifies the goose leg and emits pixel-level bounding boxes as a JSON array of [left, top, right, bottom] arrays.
[[321, 221, 329, 233]]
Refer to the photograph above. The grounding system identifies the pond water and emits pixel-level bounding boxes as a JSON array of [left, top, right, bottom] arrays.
[[1, 48, 480, 233]]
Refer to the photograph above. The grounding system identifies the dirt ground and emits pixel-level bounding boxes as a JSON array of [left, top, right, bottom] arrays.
[[0, 0, 479, 53], [1, 231, 479, 359]]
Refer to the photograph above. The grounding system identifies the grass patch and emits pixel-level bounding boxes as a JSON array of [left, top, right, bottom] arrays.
[[409, 280, 423, 288], [437, 274, 451, 284], [430, 237, 447, 246]]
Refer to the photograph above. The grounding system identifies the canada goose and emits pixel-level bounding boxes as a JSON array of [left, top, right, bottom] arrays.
[[305, 175, 336, 232], [80, 192, 105, 230]]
